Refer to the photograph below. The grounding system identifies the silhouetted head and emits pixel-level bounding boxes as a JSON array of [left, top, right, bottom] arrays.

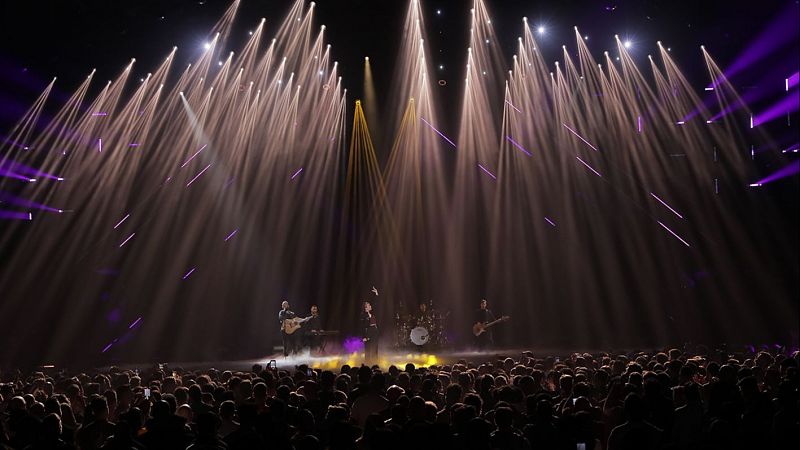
[[623, 393, 646, 421], [89, 396, 109, 421], [196, 412, 220, 437], [494, 407, 514, 429], [41, 413, 62, 440]]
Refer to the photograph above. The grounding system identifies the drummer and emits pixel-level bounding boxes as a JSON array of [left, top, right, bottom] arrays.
[[415, 302, 432, 326]]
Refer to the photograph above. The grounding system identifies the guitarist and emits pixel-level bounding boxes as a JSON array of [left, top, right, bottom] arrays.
[[278, 300, 298, 356], [474, 298, 496, 350]]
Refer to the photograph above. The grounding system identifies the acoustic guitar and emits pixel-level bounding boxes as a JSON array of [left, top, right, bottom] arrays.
[[472, 316, 510, 336], [282, 316, 313, 334]]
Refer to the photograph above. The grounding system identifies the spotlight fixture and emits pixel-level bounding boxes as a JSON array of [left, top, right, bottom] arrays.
[[624, 40, 632, 48], [203, 42, 211, 50], [537, 26, 545, 34]]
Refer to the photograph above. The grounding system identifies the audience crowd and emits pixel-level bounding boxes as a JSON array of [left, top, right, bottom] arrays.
[[1, 346, 797, 450]]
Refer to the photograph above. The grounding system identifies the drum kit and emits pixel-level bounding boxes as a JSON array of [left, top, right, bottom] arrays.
[[394, 306, 449, 348]]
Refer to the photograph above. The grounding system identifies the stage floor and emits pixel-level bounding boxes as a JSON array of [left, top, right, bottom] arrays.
[[128, 347, 584, 372]]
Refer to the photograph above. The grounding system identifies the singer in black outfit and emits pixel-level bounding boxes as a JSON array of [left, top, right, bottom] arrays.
[[361, 301, 379, 360]]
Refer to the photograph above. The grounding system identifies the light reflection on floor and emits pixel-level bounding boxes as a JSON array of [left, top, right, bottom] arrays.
[[259, 350, 441, 370]]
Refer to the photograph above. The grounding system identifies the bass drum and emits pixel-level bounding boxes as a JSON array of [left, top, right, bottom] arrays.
[[410, 326, 430, 346]]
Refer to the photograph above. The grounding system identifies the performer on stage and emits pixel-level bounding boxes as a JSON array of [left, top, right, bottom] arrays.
[[304, 305, 322, 352], [474, 298, 496, 350], [278, 300, 298, 356], [415, 302, 431, 326], [361, 301, 379, 360]]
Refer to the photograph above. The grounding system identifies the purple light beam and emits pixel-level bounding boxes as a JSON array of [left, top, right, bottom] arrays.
[[788, 72, 799, 91], [752, 160, 799, 185], [477, 163, 497, 180], [420, 117, 457, 148], [0, 170, 33, 182], [575, 156, 602, 177], [186, 164, 212, 187], [0, 210, 33, 220], [98, 138, 103, 152], [182, 267, 196, 280], [545, 217, 556, 227], [180, 144, 208, 168], [713, 6, 799, 88], [224, 228, 239, 242], [0, 192, 62, 212], [0, 161, 63, 181], [753, 91, 799, 127], [1, 137, 29, 150], [708, 84, 762, 121], [128, 317, 142, 329], [650, 192, 684, 219], [290, 167, 304, 180], [562, 123, 599, 151], [506, 136, 532, 156]]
